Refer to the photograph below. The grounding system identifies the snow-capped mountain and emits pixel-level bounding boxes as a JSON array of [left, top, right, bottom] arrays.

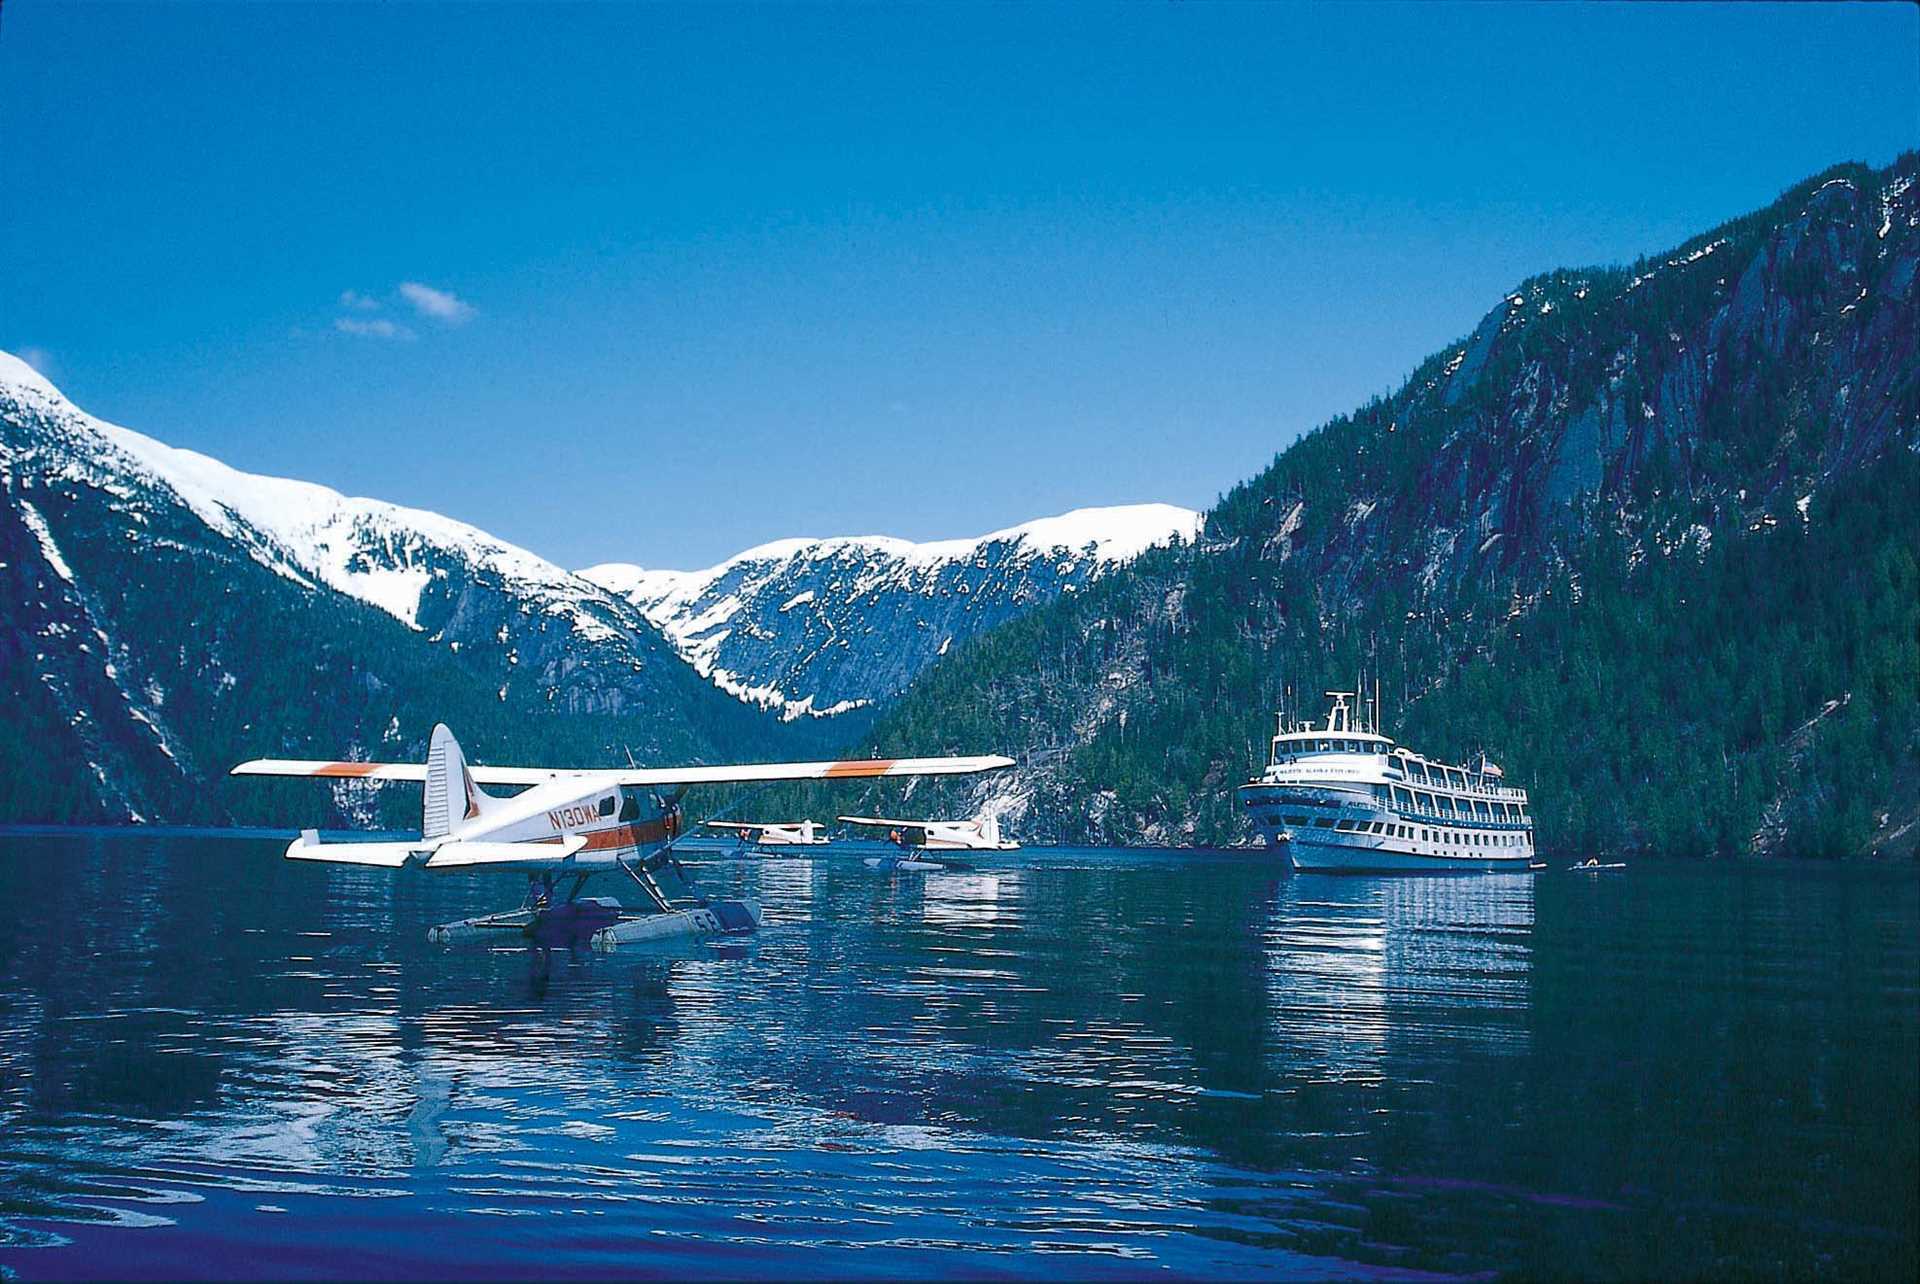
[[581, 504, 1202, 723], [0, 351, 784, 823], [0, 351, 622, 640]]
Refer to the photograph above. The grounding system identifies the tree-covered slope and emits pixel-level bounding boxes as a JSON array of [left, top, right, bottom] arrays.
[[837, 157, 1920, 859]]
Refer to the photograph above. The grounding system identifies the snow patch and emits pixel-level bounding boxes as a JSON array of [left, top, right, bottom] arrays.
[[17, 501, 75, 583]]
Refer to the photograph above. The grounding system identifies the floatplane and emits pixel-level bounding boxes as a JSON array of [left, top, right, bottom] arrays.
[[232, 725, 1011, 950], [702, 819, 830, 850], [838, 810, 1018, 871]]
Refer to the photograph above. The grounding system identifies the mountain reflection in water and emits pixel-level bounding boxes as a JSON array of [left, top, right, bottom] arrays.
[[0, 835, 1913, 1280]]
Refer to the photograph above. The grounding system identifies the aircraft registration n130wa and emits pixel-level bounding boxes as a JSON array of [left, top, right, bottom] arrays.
[[232, 725, 1012, 950]]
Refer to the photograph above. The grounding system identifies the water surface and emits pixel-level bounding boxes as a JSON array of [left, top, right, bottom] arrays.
[[0, 836, 1914, 1279]]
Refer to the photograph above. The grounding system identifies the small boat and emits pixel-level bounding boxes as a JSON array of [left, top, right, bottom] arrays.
[[1569, 858, 1626, 871]]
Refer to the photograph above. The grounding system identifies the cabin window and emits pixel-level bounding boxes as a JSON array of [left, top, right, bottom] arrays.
[[618, 793, 640, 822], [597, 795, 616, 818]]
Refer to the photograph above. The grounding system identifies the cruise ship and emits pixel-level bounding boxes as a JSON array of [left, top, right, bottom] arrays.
[[1238, 691, 1535, 872]]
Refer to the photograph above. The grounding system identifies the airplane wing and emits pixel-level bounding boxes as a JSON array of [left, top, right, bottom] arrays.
[[424, 835, 588, 869], [234, 760, 576, 785], [283, 829, 426, 866], [282, 829, 591, 869], [233, 754, 1014, 787], [838, 815, 915, 828], [703, 821, 770, 833]]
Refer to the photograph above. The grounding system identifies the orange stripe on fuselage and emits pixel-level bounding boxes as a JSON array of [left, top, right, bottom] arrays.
[[823, 758, 898, 778], [576, 819, 674, 852]]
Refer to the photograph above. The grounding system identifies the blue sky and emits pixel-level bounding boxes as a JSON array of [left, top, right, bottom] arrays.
[[2, 2, 1914, 569]]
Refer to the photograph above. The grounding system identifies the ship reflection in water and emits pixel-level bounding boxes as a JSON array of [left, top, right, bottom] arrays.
[[0, 835, 1913, 1280]]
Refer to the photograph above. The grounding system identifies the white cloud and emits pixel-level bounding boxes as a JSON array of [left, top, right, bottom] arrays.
[[339, 289, 381, 312], [398, 281, 475, 324], [334, 317, 416, 340], [17, 346, 57, 379]]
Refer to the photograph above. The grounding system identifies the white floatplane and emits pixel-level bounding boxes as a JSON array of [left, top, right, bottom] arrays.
[[232, 726, 1010, 949], [838, 810, 1018, 852], [838, 810, 1018, 870], [703, 819, 830, 848]]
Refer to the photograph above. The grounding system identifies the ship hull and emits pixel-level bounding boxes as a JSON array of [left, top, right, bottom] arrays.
[[1275, 833, 1533, 874], [1240, 781, 1535, 875]]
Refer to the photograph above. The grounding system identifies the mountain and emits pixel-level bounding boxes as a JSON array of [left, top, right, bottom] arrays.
[[581, 505, 1201, 725], [0, 352, 790, 825], [829, 157, 1920, 859]]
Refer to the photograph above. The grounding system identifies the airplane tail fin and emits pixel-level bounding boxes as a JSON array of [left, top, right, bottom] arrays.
[[423, 724, 489, 840], [977, 813, 1000, 846]]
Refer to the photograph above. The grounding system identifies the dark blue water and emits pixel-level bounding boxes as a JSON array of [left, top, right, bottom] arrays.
[[0, 835, 1914, 1280]]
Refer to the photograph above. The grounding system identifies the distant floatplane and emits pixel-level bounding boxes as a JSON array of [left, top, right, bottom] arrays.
[[835, 809, 1020, 872], [232, 727, 1011, 948], [703, 819, 831, 847], [1239, 690, 1536, 873], [838, 810, 1019, 853]]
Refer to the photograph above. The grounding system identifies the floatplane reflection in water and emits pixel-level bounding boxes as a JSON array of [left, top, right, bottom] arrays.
[[232, 726, 1011, 949], [1240, 690, 1537, 873]]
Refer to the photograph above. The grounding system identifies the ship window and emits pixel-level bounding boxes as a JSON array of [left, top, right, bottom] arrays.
[[1314, 818, 1334, 828], [1316, 739, 1331, 752]]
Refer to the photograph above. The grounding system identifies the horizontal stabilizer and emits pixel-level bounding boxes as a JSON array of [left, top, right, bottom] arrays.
[[283, 829, 424, 867], [234, 754, 1014, 788], [424, 834, 588, 869]]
